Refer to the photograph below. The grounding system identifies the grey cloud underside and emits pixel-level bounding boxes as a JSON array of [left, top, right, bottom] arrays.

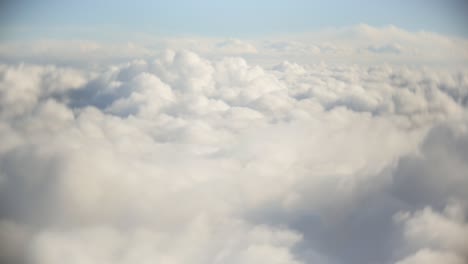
[[0, 50, 468, 264]]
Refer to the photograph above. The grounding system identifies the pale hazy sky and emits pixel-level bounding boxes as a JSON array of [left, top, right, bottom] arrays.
[[1, 0, 468, 40]]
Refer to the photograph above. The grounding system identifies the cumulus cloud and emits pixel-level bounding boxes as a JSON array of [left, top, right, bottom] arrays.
[[216, 39, 258, 55], [0, 27, 468, 264]]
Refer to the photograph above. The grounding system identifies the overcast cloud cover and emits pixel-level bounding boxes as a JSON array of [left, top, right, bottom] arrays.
[[1, 16, 468, 264]]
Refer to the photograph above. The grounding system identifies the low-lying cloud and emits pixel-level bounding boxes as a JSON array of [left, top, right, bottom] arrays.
[[1, 26, 468, 264]]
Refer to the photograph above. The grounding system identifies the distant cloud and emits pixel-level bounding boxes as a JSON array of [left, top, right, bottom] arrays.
[[216, 39, 258, 54], [366, 43, 403, 54], [1, 25, 467, 66]]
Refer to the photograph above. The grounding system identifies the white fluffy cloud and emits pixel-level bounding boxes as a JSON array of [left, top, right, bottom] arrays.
[[1, 26, 468, 264]]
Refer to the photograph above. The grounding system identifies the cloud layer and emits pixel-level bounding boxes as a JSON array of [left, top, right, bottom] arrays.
[[1, 25, 468, 67], [1, 26, 468, 264]]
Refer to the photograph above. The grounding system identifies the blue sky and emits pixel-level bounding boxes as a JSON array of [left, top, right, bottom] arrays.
[[1, 0, 468, 40]]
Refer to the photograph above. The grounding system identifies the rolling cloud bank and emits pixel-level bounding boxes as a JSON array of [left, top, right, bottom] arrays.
[[0, 25, 468, 264]]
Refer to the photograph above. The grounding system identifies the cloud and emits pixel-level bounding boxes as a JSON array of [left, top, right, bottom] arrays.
[[395, 202, 468, 256], [0, 35, 467, 264], [394, 201, 468, 264], [1, 25, 467, 66], [396, 249, 466, 264], [0, 64, 88, 119], [216, 39, 258, 55], [366, 43, 403, 54], [29, 222, 303, 264]]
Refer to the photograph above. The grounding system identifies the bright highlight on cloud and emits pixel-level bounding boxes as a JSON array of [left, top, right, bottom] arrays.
[[0, 24, 468, 264]]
